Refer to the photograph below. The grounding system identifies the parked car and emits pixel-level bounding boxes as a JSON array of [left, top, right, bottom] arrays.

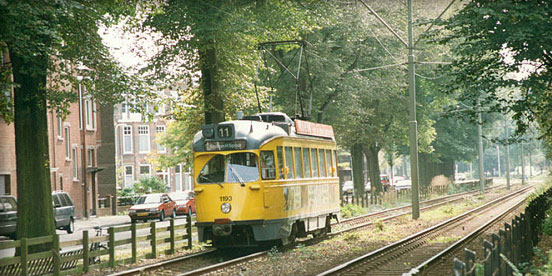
[[395, 179, 412, 191], [0, 195, 17, 239], [455, 173, 467, 181], [128, 193, 177, 223], [342, 180, 354, 196], [52, 191, 75, 234], [381, 174, 391, 191], [169, 191, 195, 216]]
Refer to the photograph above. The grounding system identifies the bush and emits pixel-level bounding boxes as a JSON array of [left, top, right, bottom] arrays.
[[340, 204, 366, 218], [542, 209, 552, 236], [133, 176, 169, 194]]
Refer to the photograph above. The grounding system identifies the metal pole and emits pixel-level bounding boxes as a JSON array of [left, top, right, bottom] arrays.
[[477, 99, 485, 194], [505, 118, 511, 189], [496, 145, 501, 177], [521, 141, 525, 185], [407, 0, 420, 219]]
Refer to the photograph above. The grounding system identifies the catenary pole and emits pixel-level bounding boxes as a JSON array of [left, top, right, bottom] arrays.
[[505, 118, 511, 189], [407, 0, 420, 219], [477, 98, 485, 194]]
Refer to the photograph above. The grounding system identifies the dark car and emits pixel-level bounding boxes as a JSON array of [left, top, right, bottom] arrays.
[[169, 191, 195, 216], [52, 191, 75, 234], [128, 193, 177, 223], [0, 195, 17, 239]]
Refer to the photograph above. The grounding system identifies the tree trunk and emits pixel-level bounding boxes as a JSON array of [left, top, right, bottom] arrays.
[[199, 42, 225, 124], [351, 144, 365, 196], [365, 144, 382, 196], [10, 50, 56, 251]]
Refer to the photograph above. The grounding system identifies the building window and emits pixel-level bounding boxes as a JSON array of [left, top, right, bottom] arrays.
[[59, 175, 64, 191], [64, 126, 70, 160], [139, 165, 151, 177], [85, 98, 96, 130], [87, 148, 95, 167], [121, 102, 128, 113], [72, 148, 78, 181], [123, 126, 133, 154], [174, 165, 182, 191], [138, 125, 150, 153], [156, 125, 166, 153], [57, 115, 63, 140], [124, 166, 134, 187]]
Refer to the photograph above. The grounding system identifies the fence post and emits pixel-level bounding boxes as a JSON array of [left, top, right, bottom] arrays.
[[109, 227, 115, 268], [453, 258, 466, 276], [151, 221, 157, 258], [492, 233, 500, 275], [53, 234, 60, 276], [187, 213, 193, 249], [465, 248, 476, 276], [483, 239, 493, 276], [131, 223, 137, 263], [21, 238, 28, 276], [170, 219, 175, 254], [504, 223, 512, 275], [83, 230, 89, 272]]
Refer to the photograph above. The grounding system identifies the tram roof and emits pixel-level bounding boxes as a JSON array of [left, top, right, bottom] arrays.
[[192, 115, 335, 152]]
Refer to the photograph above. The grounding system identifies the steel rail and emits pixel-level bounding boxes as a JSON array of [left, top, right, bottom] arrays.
[[175, 250, 269, 276], [106, 249, 217, 276], [406, 192, 529, 275], [317, 185, 533, 276]]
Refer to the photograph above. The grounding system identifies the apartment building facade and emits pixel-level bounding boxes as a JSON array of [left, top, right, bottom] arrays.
[[0, 50, 116, 218], [114, 100, 193, 193]]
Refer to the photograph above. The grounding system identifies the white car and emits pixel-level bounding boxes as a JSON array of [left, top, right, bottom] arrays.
[[342, 181, 354, 195], [395, 179, 412, 191]]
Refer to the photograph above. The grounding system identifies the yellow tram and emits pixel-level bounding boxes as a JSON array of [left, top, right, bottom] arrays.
[[193, 112, 340, 247]]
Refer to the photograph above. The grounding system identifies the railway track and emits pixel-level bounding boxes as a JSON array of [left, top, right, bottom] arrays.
[[317, 185, 533, 276], [107, 184, 512, 276]]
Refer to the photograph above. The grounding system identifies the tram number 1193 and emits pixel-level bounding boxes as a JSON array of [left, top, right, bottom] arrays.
[[220, 196, 232, 202]]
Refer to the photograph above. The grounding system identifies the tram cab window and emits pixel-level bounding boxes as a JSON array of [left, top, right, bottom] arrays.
[[227, 152, 259, 183], [260, 151, 276, 180], [303, 148, 311, 178], [294, 147, 303, 178], [311, 149, 319, 177], [277, 146, 284, 179], [319, 149, 327, 177], [285, 147, 294, 179], [198, 154, 225, 184]]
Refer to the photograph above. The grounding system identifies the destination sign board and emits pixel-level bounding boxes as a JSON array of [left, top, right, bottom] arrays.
[[295, 120, 334, 139], [205, 140, 247, 151]]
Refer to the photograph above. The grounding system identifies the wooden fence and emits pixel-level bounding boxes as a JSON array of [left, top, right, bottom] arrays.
[[0, 216, 193, 276], [341, 178, 493, 207]]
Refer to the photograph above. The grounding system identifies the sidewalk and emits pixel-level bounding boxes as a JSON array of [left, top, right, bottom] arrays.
[[74, 215, 130, 231]]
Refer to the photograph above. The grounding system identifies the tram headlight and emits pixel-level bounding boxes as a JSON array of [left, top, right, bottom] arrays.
[[221, 202, 231, 213]]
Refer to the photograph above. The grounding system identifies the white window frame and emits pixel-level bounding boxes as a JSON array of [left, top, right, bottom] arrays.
[[72, 147, 78, 182], [174, 164, 182, 191], [124, 165, 134, 187], [87, 148, 95, 167], [138, 125, 150, 154], [122, 126, 133, 154], [57, 115, 63, 140], [85, 97, 96, 131], [156, 125, 166, 153], [139, 164, 152, 177], [64, 126, 71, 161]]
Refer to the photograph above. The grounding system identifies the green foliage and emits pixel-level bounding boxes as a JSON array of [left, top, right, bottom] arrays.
[[268, 246, 282, 262], [117, 187, 134, 197], [542, 209, 552, 236], [133, 176, 168, 194], [340, 204, 366, 219]]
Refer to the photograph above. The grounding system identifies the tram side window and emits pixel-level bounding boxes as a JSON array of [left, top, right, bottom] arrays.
[[311, 149, 319, 177], [333, 150, 338, 173], [326, 150, 333, 176], [260, 151, 276, 180], [277, 146, 284, 179], [294, 147, 303, 178], [303, 148, 311, 178], [285, 146, 294, 179], [319, 149, 327, 177]]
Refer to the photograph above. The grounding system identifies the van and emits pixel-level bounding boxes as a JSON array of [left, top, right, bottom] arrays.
[[52, 191, 75, 233]]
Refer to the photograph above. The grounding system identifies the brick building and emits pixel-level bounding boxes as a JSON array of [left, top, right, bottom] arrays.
[[0, 50, 116, 218], [114, 96, 193, 193]]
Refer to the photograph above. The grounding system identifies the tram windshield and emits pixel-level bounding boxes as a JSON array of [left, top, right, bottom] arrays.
[[198, 152, 259, 184]]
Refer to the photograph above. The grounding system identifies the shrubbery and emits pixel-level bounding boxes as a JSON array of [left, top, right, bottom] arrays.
[[340, 204, 366, 218]]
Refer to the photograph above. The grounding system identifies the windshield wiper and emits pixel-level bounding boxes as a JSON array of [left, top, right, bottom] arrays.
[[228, 164, 245, 187], [200, 174, 223, 188]]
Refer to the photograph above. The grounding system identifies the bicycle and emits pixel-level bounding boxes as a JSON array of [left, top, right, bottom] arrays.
[[89, 226, 108, 264]]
